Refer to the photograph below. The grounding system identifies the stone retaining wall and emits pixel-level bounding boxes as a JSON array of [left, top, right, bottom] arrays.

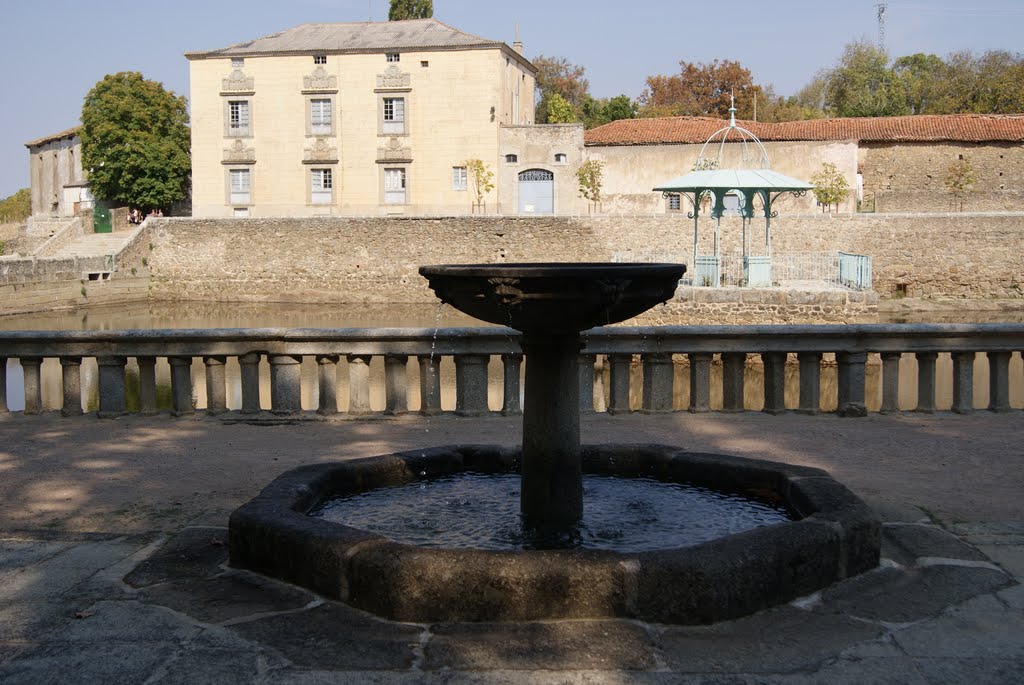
[[126, 213, 1022, 304], [0, 276, 150, 317]]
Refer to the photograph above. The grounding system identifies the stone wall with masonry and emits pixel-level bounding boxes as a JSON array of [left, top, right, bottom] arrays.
[[113, 213, 1021, 314]]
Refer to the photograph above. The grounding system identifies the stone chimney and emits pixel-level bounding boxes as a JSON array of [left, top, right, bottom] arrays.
[[513, 22, 523, 54]]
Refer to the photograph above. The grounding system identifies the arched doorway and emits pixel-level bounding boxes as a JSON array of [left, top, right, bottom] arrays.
[[518, 169, 554, 214]]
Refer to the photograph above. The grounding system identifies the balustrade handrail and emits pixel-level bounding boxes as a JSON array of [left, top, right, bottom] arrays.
[[1, 322, 1022, 355], [1, 323, 1021, 418]]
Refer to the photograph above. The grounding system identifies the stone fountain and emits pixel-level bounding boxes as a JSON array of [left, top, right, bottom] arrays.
[[230, 262, 880, 623]]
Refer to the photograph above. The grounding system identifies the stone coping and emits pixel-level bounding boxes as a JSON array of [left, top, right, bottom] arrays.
[[229, 444, 880, 624]]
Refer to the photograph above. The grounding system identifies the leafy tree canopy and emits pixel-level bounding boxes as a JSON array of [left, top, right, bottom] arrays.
[[532, 55, 590, 123], [817, 42, 1024, 117], [545, 93, 577, 124], [582, 95, 637, 129], [824, 41, 908, 117], [0, 188, 31, 223], [810, 162, 850, 213], [388, 0, 432, 21], [80, 72, 190, 211], [639, 59, 765, 119]]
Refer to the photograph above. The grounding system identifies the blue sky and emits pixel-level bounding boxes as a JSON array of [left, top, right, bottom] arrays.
[[2, 0, 1023, 199]]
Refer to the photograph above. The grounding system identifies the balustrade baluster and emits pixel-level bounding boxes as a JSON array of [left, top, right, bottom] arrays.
[[915, 351, 938, 413], [721, 352, 746, 412], [269, 354, 302, 415], [455, 354, 489, 417], [60, 356, 83, 416], [137, 357, 157, 414], [316, 355, 339, 415], [384, 354, 409, 415], [204, 356, 227, 415], [688, 352, 712, 413], [837, 351, 868, 417], [21, 357, 42, 415], [797, 352, 822, 414], [417, 355, 442, 416], [987, 351, 1012, 412], [97, 356, 127, 417], [504, 353, 524, 416], [641, 353, 674, 413], [347, 354, 372, 415], [951, 351, 975, 414], [607, 354, 632, 414], [761, 351, 787, 415], [0, 356, 7, 413], [879, 352, 902, 414], [238, 353, 261, 414], [169, 357, 194, 416]]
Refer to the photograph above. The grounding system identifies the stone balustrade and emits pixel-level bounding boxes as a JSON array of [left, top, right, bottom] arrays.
[[0, 324, 1021, 418]]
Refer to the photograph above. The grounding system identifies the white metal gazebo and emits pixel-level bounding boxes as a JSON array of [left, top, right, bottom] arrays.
[[653, 103, 813, 287]]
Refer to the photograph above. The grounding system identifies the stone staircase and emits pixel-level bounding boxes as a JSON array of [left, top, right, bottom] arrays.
[[49, 232, 135, 259]]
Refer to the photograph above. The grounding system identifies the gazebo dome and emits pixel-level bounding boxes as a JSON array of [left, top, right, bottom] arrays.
[[653, 102, 813, 218], [651, 102, 813, 287]]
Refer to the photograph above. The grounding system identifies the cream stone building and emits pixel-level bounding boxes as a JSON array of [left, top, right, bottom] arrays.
[[24, 127, 91, 218], [186, 19, 583, 217]]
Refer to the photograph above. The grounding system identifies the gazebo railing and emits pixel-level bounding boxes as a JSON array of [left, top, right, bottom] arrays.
[[614, 251, 873, 290]]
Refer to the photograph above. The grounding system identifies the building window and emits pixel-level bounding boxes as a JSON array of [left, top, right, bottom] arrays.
[[386, 53, 400, 62], [420, 60, 429, 68], [384, 167, 406, 204], [383, 97, 405, 134], [311, 168, 333, 205], [554, 153, 567, 163], [452, 166, 467, 191], [229, 169, 251, 204], [313, 55, 327, 65], [310, 98, 332, 135], [505, 154, 518, 163], [228, 100, 250, 136], [666, 193, 682, 212], [231, 58, 244, 69]]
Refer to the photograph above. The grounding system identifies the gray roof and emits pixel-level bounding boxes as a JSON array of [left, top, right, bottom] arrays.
[[186, 18, 523, 62], [654, 168, 813, 193]]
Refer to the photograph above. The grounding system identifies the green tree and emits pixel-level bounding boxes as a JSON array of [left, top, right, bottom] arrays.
[[944, 157, 976, 212], [893, 53, 948, 114], [80, 72, 190, 211], [545, 93, 577, 124], [464, 159, 494, 212], [388, 0, 432, 20], [810, 162, 850, 213], [532, 55, 589, 123], [0, 188, 31, 223], [576, 159, 604, 213], [824, 41, 908, 117], [582, 94, 637, 129]]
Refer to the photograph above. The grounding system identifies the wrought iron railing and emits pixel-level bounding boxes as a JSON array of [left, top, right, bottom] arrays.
[[612, 251, 873, 290]]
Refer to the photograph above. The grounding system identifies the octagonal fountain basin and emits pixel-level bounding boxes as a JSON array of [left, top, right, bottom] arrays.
[[229, 444, 880, 624]]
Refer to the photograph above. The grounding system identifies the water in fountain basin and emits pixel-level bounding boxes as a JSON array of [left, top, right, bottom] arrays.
[[310, 472, 792, 552]]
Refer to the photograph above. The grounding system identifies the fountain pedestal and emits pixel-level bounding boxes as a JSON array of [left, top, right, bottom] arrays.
[[521, 333, 582, 528], [419, 262, 686, 529]]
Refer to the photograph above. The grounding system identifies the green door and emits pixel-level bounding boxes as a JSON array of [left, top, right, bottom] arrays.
[[93, 205, 112, 233]]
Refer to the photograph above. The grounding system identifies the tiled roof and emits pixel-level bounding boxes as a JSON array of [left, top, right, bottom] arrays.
[[585, 114, 1024, 146], [24, 126, 81, 148], [186, 18, 509, 58]]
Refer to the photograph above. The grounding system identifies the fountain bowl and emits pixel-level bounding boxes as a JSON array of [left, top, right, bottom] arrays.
[[229, 444, 880, 624], [418, 263, 685, 333]]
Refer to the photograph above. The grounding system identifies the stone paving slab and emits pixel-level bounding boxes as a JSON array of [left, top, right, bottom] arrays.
[[0, 412, 1022, 682]]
